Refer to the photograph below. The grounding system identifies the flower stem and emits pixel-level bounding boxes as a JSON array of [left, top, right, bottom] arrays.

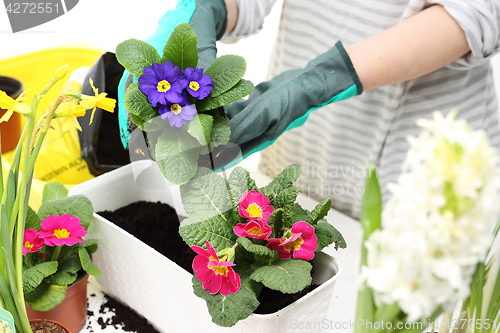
[[51, 246, 62, 262]]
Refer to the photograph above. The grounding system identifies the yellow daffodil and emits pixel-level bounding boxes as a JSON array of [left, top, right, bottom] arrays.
[[0, 89, 31, 123], [54, 101, 86, 131], [79, 78, 116, 125]]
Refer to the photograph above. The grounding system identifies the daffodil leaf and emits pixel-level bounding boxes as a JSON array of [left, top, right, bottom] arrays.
[[116, 38, 162, 78], [196, 79, 254, 112], [37, 195, 94, 231], [42, 182, 68, 203], [306, 198, 332, 225], [187, 113, 213, 146], [124, 81, 159, 130], [192, 273, 261, 327], [315, 220, 346, 252], [162, 23, 198, 71], [23, 261, 58, 294], [50, 272, 77, 286], [79, 248, 103, 276], [26, 284, 67, 312], [250, 259, 312, 294], [208, 110, 231, 148], [237, 237, 274, 258], [155, 128, 201, 185], [180, 167, 232, 219], [227, 167, 257, 224], [179, 213, 235, 251], [205, 55, 246, 98]]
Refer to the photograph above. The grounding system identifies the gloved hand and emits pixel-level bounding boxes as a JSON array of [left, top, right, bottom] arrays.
[[226, 41, 363, 159], [118, 0, 229, 148]]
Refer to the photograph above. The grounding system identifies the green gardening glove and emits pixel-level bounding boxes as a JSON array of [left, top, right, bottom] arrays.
[[118, 0, 228, 148], [226, 41, 363, 160]]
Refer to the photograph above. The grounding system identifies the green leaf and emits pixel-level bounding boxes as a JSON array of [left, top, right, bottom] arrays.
[[50, 272, 77, 286], [125, 81, 159, 129], [180, 167, 232, 218], [79, 248, 103, 276], [306, 198, 332, 225], [197, 79, 254, 112], [37, 195, 94, 230], [116, 38, 162, 78], [187, 113, 213, 146], [208, 110, 231, 148], [23, 261, 58, 294], [290, 203, 309, 224], [83, 239, 99, 256], [179, 213, 235, 251], [58, 256, 82, 274], [268, 208, 284, 239], [26, 284, 67, 311], [360, 165, 382, 268], [227, 167, 258, 224], [205, 55, 246, 98], [192, 273, 261, 327], [162, 23, 198, 71], [24, 281, 50, 303], [274, 186, 301, 228], [315, 220, 346, 252], [25, 205, 41, 231], [42, 182, 68, 203], [155, 128, 201, 185], [260, 164, 302, 203], [237, 237, 274, 257], [250, 259, 312, 294]]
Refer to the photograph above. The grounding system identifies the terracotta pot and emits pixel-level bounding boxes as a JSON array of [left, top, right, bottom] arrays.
[[29, 318, 72, 333], [26, 274, 88, 333], [0, 76, 23, 154]]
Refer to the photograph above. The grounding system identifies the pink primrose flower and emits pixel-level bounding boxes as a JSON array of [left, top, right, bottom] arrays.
[[267, 221, 317, 261], [238, 191, 274, 222], [191, 241, 241, 296], [39, 214, 87, 247], [23, 228, 45, 255], [234, 219, 272, 240]]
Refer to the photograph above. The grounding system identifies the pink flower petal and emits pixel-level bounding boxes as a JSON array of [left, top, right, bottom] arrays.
[[293, 250, 315, 261], [208, 274, 222, 294]]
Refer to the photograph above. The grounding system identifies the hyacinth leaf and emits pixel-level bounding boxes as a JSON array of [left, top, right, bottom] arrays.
[[187, 113, 213, 146], [227, 167, 258, 224], [315, 220, 346, 252], [360, 165, 381, 267], [250, 259, 312, 294], [79, 248, 103, 276], [42, 182, 68, 203], [196, 79, 254, 112], [237, 237, 274, 258], [180, 213, 235, 250], [37, 195, 94, 231], [205, 55, 246, 98], [116, 38, 162, 78], [291, 203, 309, 224], [26, 284, 67, 311], [306, 198, 332, 225], [192, 274, 261, 327], [208, 110, 231, 148], [155, 128, 201, 185], [22, 261, 58, 294], [124, 81, 159, 129], [162, 23, 199, 71], [180, 167, 232, 219], [50, 272, 77, 286], [25, 205, 41, 231]]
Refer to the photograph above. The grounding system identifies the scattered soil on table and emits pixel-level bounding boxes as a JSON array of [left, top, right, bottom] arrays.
[[98, 201, 320, 316], [95, 110, 130, 167], [30, 319, 68, 333]]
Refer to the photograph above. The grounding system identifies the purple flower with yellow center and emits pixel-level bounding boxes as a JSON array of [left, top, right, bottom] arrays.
[[138, 62, 187, 106], [158, 98, 197, 128], [183, 67, 213, 100]]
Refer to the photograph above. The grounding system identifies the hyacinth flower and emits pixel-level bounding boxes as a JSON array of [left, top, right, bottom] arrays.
[[138, 61, 187, 107], [191, 241, 241, 296], [234, 219, 272, 240], [267, 221, 317, 261], [238, 191, 275, 222], [22, 229, 45, 255], [39, 214, 87, 247], [53, 100, 86, 131], [158, 98, 197, 128], [79, 78, 117, 125], [183, 67, 213, 100], [0, 89, 31, 123]]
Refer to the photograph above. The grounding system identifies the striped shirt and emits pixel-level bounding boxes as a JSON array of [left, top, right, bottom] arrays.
[[225, 0, 500, 219]]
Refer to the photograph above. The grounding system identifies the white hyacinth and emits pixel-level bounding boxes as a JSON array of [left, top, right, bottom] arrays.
[[362, 111, 500, 321]]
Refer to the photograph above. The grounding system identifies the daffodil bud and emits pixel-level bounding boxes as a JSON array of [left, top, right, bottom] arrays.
[[53, 65, 68, 82]]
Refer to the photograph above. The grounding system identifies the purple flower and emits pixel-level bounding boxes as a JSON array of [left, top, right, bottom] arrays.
[[159, 100, 197, 128], [184, 67, 213, 100], [138, 62, 188, 106]]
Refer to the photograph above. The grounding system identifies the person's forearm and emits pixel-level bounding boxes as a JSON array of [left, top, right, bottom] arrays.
[[345, 5, 470, 92], [225, 0, 238, 33]]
